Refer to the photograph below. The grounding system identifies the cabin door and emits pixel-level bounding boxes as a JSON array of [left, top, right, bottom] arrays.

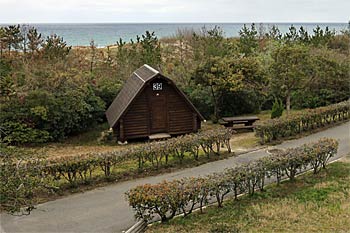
[[149, 89, 168, 133]]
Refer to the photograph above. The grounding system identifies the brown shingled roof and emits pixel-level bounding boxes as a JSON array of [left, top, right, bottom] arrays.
[[105, 64, 204, 128]]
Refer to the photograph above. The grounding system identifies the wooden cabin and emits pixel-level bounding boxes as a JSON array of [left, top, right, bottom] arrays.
[[105, 64, 204, 142]]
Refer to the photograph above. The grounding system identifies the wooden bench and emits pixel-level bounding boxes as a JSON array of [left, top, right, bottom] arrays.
[[220, 116, 259, 130]]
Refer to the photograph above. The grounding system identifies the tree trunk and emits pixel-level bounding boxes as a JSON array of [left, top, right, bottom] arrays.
[[210, 85, 219, 121], [286, 91, 291, 114]]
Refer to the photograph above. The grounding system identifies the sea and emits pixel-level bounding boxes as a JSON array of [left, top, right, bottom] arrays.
[[1, 23, 348, 47]]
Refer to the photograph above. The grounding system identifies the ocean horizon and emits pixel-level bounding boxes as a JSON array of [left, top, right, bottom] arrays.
[[1, 22, 348, 47]]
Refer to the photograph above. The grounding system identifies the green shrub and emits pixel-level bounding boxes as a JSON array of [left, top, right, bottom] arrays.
[[0, 149, 48, 214], [126, 138, 338, 222], [0, 88, 105, 144], [271, 98, 284, 119], [0, 126, 232, 214], [1, 122, 51, 144], [256, 100, 349, 144]]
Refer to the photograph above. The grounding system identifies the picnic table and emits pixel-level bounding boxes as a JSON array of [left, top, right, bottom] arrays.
[[219, 116, 260, 130]]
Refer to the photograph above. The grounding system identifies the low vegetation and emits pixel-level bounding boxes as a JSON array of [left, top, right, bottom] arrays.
[[0, 128, 234, 214], [147, 155, 350, 233], [126, 138, 338, 222], [255, 100, 349, 144]]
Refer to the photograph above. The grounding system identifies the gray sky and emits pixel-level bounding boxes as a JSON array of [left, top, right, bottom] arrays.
[[1, 0, 349, 23]]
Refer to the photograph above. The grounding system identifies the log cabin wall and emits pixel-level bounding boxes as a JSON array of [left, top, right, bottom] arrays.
[[167, 83, 197, 134], [147, 76, 197, 135], [106, 64, 204, 142], [117, 76, 199, 140], [121, 91, 149, 139]]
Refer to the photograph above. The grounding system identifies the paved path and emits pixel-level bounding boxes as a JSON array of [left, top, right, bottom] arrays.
[[1, 122, 349, 233]]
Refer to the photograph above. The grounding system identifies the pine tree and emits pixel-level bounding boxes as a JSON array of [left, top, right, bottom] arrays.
[[267, 25, 282, 40], [239, 23, 258, 55], [298, 26, 309, 43], [283, 25, 299, 43], [139, 31, 161, 69], [271, 98, 284, 119], [270, 44, 310, 113], [0, 27, 6, 57], [27, 27, 43, 55], [42, 34, 71, 60], [4, 25, 23, 54]]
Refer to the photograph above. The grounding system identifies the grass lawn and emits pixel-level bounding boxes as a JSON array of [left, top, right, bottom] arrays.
[[147, 155, 350, 233]]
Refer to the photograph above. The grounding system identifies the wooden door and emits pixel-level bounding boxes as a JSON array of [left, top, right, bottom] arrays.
[[149, 92, 167, 133]]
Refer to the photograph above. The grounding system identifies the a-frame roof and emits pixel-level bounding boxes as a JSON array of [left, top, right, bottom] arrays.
[[105, 64, 204, 128]]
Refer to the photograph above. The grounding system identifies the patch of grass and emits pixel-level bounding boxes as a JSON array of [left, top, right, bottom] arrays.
[[294, 185, 338, 203], [230, 132, 260, 149], [256, 109, 304, 122], [147, 156, 350, 233], [60, 122, 110, 145]]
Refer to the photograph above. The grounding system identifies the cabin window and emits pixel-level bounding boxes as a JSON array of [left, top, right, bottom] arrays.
[[152, 83, 162, 91]]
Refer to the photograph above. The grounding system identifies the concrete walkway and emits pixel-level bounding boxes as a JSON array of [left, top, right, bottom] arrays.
[[1, 122, 349, 233]]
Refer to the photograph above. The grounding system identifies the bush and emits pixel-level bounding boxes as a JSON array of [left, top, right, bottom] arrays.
[[0, 128, 234, 213], [256, 100, 349, 144], [0, 148, 48, 214], [129, 128, 233, 169], [1, 122, 51, 144], [271, 98, 284, 119], [0, 88, 105, 144], [126, 138, 338, 222]]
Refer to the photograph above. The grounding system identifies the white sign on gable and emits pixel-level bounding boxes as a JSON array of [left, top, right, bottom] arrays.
[[152, 83, 162, 91]]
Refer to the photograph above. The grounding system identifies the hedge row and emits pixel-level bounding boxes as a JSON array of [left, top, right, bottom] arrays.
[[126, 138, 338, 222], [1, 128, 234, 212], [0, 152, 46, 214], [43, 128, 234, 186], [255, 101, 349, 144]]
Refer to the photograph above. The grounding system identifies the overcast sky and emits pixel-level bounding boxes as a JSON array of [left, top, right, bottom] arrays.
[[1, 0, 349, 23]]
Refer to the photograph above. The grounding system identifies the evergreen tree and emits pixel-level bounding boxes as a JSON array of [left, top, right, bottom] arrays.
[[42, 34, 71, 60], [193, 57, 245, 120], [4, 25, 23, 54], [139, 31, 161, 69], [239, 23, 258, 55], [27, 27, 43, 55], [0, 27, 6, 57], [270, 44, 310, 113], [283, 25, 299, 43], [271, 98, 284, 118], [266, 25, 282, 40], [298, 26, 309, 43]]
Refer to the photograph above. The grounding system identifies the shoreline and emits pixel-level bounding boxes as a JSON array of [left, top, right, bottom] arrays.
[[1, 22, 347, 47]]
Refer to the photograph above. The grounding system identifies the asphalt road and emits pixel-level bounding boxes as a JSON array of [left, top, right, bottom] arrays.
[[1, 122, 349, 233]]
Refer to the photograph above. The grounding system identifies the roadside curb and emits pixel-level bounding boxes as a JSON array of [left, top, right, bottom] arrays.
[[123, 220, 147, 233]]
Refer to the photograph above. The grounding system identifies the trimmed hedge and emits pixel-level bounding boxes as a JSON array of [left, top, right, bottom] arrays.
[[126, 138, 338, 222], [255, 101, 349, 144], [1, 128, 233, 213], [0, 153, 47, 214], [2, 128, 234, 189]]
